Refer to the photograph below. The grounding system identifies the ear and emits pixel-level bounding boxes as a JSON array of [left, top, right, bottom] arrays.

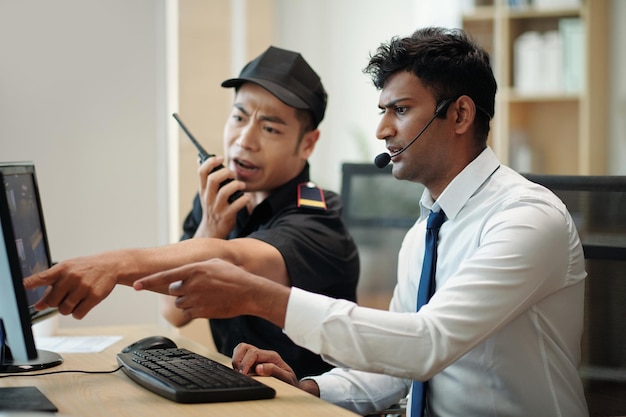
[[452, 95, 476, 135], [298, 129, 320, 159]]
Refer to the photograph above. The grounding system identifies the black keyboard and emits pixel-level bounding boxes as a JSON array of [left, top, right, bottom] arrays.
[[116, 348, 276, 403]]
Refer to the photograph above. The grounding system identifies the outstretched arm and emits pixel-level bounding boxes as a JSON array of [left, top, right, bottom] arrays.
[[24, 238, 288, 320], [134, 258, 290, 327]]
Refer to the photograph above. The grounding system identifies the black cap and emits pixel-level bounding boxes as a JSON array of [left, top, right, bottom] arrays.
[[221, 46, 327, 127]]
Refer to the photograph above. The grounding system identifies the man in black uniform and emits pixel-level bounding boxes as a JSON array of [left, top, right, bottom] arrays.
[[163, 46, 360, 378], [23, 46, 359, 380]]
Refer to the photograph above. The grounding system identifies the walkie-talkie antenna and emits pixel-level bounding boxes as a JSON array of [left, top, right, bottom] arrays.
[[171, 113, 243, 203], [172, 113, 211, 162]]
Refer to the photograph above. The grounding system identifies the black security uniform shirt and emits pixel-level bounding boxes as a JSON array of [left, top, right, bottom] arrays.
[[180, 163, 359, 378]]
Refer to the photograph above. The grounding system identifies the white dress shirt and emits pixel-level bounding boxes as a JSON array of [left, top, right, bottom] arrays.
[[284, 147, 588, 416]]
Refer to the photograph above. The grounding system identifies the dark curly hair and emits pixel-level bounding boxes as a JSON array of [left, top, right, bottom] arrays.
[[363, 27, 497, 143]]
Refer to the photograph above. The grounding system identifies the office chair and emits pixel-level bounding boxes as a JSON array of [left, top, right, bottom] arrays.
[[523, 174, 626, 417]]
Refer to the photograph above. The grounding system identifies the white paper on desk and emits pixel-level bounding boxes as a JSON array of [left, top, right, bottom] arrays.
[[34, 335, 123, 353]]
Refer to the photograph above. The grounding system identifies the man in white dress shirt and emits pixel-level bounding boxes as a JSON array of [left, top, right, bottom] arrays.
[[132, 27, 589, 417]]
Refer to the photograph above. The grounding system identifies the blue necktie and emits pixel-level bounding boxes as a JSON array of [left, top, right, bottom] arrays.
[[411, 210, 446, 417]]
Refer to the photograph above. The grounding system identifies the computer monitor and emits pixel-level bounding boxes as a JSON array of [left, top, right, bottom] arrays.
[[0, 162, 63, 373], [340, 163, 425, 309]]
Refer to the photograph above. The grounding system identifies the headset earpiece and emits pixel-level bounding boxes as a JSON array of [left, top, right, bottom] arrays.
[[434, 98, 454, 117]]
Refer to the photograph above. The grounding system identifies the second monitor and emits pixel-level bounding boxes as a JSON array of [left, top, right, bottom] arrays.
[[0, 162, 62, 373]]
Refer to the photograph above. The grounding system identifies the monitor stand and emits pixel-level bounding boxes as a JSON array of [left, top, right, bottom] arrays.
[[0, 344, 63, 374]]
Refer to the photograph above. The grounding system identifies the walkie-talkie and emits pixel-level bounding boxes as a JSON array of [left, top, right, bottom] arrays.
[[172, 113, 244, 204]]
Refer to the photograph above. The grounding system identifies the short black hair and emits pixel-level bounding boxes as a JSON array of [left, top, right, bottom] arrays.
[[363, 27, 497, 143]]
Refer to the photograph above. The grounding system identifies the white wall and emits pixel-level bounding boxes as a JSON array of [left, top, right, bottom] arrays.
[[272, 0, 422, 192], [0, 0, 170, 329]]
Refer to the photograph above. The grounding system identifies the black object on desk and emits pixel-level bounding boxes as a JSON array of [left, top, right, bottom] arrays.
[[0, 386, 58, 412]]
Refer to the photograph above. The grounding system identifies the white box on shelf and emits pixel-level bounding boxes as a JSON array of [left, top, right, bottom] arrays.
[[533, 0, 581, 10], [514, 31, 543, 94], [560, 17, 585, 93], [541, 30, 564, 93]]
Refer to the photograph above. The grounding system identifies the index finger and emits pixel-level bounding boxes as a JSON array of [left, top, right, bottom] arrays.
[[232, 342, 257, 373], [232, 343, 287, 374], [23, 267, 57, 290], [198, 156, 225, 184], [133, 267, 186, 292]]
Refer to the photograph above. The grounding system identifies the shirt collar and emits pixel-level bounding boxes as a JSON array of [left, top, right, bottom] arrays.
[[419, 147, 501, 221], [263, 162, 311, 212]]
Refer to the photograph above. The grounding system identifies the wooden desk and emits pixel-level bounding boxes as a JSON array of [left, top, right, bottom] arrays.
[[1, 325, 359, 417]]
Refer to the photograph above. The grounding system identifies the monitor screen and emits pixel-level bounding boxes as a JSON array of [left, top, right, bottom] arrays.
[[0, 163, 55, 321], [0, 162, 62, 373]]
